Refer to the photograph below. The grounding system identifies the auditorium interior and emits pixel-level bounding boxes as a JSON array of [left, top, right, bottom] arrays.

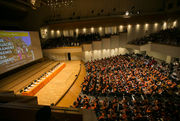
[[0, 0, 180, 121]]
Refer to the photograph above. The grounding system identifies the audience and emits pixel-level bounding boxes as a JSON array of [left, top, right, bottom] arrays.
[[41, 32, 121, 49], [42, 33, 101, 49], [129, 28, 180, 46], [74, 54, 180, 121], [82, 54, 179, 96], [74, 94, 179, 121]]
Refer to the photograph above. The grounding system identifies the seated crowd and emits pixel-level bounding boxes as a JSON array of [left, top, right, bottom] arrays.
[[129, 28, 180, 46], [20, 62, 61, 93], [74, 54, 180, 121], [42, 36, 77, 49], [42, 33, 101, 49], [41, 33, 120, 49]]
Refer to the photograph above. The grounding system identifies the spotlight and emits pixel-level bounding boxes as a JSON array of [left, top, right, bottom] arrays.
[[125, 11, 129, 16]]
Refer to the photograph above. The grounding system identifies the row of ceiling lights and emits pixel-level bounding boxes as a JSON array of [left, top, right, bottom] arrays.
[[47, 20, 177, 33]]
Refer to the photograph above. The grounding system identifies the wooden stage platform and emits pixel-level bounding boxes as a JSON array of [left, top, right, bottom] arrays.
[[56, 62, 86, 107], [0, 60, 86, 107], [35, 61, 82, 106]]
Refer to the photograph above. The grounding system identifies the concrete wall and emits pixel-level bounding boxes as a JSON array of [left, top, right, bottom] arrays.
[[43, 47, 82, 61], [126, 43, 180, 63], [111, 36, 119, 48], [82, 35, 130, 62], [82, 44, 92, 62], [151, 43, 180, 57], [147, 51, 167, 61], [119, 32, 128, 47], [43, 34, 180, 63]]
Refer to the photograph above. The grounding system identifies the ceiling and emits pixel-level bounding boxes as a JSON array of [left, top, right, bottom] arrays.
[[0, 0, 179, 30]]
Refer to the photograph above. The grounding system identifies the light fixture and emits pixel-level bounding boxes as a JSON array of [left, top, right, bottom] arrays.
[[30, 0, 41, 9], [123, 11, 130, 18], [163, 22, 167, 30], [145, 23, 149, 27], [57, 30, 60, 34], [119, 25, 123, 32], [173, 20, 177, 27], [83, 28, 86, 33], [51, 30, 54, 33], [136, 24, 140, 30], [125, 11, 129, 16], [128, 24, 131, 28], [75, 28, 79, 31], [30, 0, 74, 9], [163, 22, 167, 26], [99, 27, 102, 32], [47, 0, 73, 8], [144, 23, 149, 30], [91, 27, 94, 33]]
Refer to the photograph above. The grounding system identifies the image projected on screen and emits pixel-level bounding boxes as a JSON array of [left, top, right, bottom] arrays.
[[0, 31, 35, 74]]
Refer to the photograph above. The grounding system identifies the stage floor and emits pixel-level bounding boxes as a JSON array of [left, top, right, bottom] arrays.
[[56, 61, 86, 107], [35, 61, 81, 106]]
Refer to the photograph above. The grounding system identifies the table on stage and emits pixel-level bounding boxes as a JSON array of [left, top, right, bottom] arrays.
[[22, 63, 66, 96]]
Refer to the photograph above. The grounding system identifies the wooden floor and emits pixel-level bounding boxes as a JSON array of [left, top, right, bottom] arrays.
[[0, 60, 86, 108], [35, 61, 81, 106], [56, 61, 86, 107]]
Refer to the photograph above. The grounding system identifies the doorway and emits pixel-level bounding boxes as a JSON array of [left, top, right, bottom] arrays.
[[68, 53, 71, 61]]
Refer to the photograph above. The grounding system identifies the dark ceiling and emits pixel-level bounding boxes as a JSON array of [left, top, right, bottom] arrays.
[[0, 0, 179, 30], [0, 0, 29, 21]]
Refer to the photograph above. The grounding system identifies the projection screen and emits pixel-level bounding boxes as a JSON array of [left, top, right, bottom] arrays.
[[0, 30, 43, 74]]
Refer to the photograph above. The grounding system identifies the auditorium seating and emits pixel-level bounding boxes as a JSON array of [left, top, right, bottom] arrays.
[[128, 28, 180, 46], [41, 33, 118, 49], [74, 54, 180, 121]]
